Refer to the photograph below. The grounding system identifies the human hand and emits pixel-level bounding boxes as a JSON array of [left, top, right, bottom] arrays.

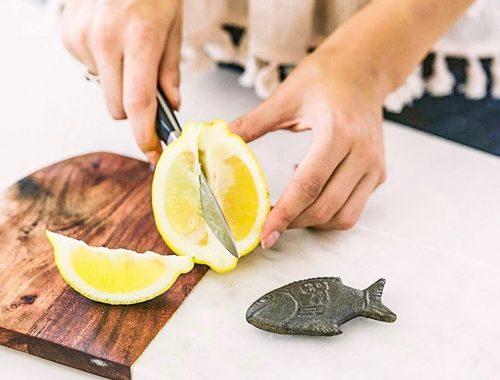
[[60, 0, 181, 164], [230, 44, 389, 249]]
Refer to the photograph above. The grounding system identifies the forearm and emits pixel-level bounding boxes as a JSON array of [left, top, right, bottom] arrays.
[[318, 0, 475, 97]]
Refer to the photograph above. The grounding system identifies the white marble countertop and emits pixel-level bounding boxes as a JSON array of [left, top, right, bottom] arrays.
[[1, 2, 499, 379]]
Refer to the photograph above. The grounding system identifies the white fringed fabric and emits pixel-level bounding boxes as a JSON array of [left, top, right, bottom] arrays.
[[426, 53, 455, 97], [463, 56, 488, 99], [385, 66, 425, 113], [398, 0, 500, 108], [49, 0, 500, 112], [182, 0, 500, 112]]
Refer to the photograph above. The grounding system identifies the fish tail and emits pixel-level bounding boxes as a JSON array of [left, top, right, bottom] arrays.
[[362, 279, 397, 323]]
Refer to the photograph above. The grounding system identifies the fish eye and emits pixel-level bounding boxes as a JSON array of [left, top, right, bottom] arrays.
[[258, 294, 274, 303]]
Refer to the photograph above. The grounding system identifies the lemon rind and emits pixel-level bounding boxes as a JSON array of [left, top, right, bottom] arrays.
[[46, 230, 194, 305], [197, 120, 270, 256], [152, 124, 238, 272], [152, 121, 270, 273]]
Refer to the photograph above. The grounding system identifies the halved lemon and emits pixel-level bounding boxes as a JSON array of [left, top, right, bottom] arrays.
[[152, 120, 270, 273], [46, 230, 194, 305]]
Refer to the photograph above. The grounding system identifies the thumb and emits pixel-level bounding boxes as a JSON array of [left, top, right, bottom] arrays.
[[229, 95, 291, 143]]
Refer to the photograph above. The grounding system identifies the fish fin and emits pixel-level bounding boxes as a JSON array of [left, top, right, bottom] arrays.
[[310, 323, 342, 336], [287, 277, 342, 288], [362, 279, 397, 323], [328, 324, 343, 336]]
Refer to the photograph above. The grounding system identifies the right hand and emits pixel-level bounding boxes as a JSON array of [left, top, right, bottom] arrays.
[[230, 43, 388, 248], [60, 0, 182, 165]]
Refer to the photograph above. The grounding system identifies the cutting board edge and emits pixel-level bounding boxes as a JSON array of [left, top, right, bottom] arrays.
[[15, 151, 144, 183], [0, 152, 206, 380], [1, 325, 131, 379]]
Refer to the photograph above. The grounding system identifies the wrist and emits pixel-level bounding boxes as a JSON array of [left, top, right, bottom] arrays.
[[313, 40, 395, 105]]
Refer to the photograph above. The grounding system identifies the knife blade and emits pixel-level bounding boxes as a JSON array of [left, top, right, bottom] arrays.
[[198, 169, 239, 257], [82, 74, 239, 257], [156, 89, 239, 259]]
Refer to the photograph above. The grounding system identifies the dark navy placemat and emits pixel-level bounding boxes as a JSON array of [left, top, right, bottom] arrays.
[[384, 56, 500, 157], [220, 26, 500, 156]]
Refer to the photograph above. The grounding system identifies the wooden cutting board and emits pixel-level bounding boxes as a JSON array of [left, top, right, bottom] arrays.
[[0, 152, 208, 379]]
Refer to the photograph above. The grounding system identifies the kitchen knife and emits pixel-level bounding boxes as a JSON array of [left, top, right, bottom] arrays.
[[84, 72, 239, 259], [155, 89, 239, 259]]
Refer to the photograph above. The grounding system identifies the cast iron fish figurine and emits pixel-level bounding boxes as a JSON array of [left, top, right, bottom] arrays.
[[246, 277, 396, 336]]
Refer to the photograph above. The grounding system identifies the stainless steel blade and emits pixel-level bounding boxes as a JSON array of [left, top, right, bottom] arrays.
[[154, 88, 237, 258], [83, 78, 237, 257], [199, 172, 239, 258]]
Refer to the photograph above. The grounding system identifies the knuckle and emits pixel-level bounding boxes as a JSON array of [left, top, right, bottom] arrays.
[[311, 204, 336, 225], [361, 146, 377, 163], [124, 93, 154, 114], [336, 122, 353, 142], [129, 18, 157, 43], [92, 25, 116, 52], [276, 209, 294, 228], [334, 211, 358, 230], [335, 112, 359, 139], [358, 141, 382, 168], [296, 175, 323, 202], [356, 135, 376, 158], [90, 12, 120, 49]]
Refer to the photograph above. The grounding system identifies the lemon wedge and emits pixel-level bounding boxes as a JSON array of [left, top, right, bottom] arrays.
[[46, 230, 194, 305], [152, 120, 270, 273]]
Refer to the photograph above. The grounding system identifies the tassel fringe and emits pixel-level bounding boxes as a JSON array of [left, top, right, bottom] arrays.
[[239, 44, 261, 88], [462, 56, 487, 99], [490, 55, 500, 99], [255, 63, 280, 99], [426, 53, 455, 97], [384, 65, 424, 113]]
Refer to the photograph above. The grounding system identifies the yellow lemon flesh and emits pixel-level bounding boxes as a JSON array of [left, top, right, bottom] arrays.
[[46, 230, 194, 305], [152, 120, 270, 273]]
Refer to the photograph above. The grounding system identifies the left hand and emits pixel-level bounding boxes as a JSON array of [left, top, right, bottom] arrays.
[[230, 44, 388, 249], [60, 0, 182, 165]]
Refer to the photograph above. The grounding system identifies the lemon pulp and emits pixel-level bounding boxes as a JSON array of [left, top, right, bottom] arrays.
[[46, 230, 194, 304], [152, 120, 270, 273]]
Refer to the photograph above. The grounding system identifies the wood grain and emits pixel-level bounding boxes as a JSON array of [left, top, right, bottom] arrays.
[[0, 152, 208, 379]]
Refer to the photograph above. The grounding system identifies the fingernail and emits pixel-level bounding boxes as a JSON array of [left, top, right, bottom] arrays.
[[261, 231, 280, 250], [145, 151, 161, 167]]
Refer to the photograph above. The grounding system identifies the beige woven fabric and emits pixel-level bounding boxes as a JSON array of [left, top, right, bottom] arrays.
[[182, 0, 500, 111], [49, 0, 500, 111]]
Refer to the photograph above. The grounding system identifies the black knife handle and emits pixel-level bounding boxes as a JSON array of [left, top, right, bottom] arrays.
[[156, 87, 182, 145]]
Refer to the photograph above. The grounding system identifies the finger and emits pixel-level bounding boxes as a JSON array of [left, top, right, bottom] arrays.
[[260, 126, 350, 248], [316, 174, 378, 231], [229, 92, 295, 142], [60, 3, 97, 72], [122, 25, 167, 165], [159, 12, 182, 110], [290, 151, 367, 229], [62, 29, 96, 71], [91, 28, 125, 119]]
